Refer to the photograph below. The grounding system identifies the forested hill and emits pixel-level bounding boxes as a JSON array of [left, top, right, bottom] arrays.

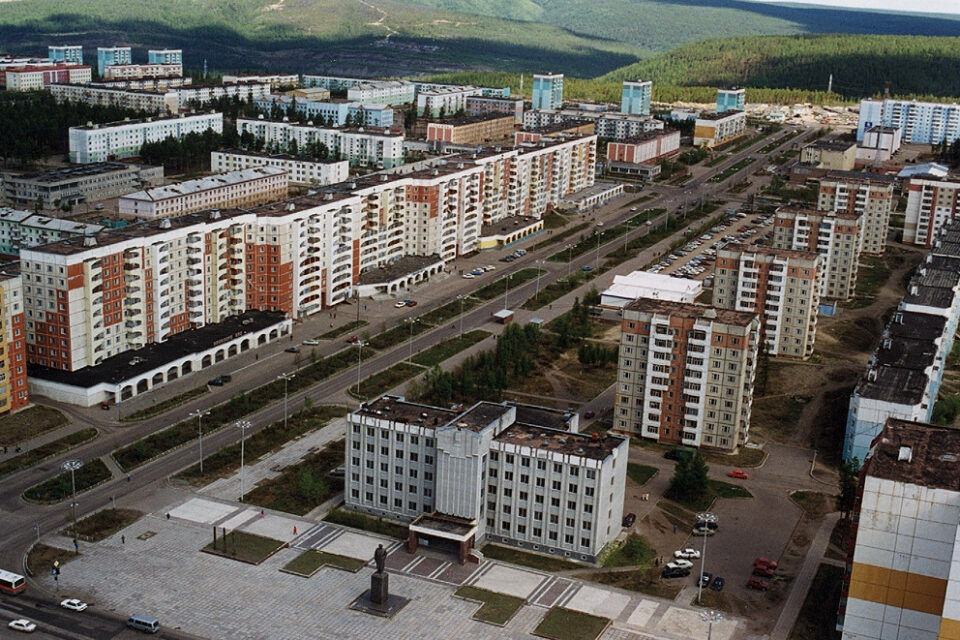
[[600, 35, 960, 99]]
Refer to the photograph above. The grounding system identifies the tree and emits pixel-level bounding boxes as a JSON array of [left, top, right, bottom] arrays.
[[837, 460, 860, 520], [296, 468, 329, 503], [666, 451, 709, 503]]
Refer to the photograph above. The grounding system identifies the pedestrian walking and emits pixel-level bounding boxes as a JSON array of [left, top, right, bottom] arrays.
[[121, 535, 125, 544], [126, 473, 131, 482]]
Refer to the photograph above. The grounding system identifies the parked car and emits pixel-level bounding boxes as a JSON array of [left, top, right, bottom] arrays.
[[470, 268, 484, 276], [674, 548, 701, 559], [727, 469, 749, 479], [583, 410, 596, 419], [406, 300, 418, 307], [501, 255, 516, 263], [753, 566, 776, 578], [60, 598, 88, 612], [698, 572, 713, 588], [582, 265, 594, 272], [691, 527, 716, 536], [100, 401, 111, 410], [208, 377, 226, 386], [483, 265, 496, 272], [346, 335, 359, 344], [8, 619, 36, 633], [754, 557, 778, 571], [463, 273, 476, 279], [710, 576, 725, 591], [661, 567, 691, 579], [695, 520, 719, 530], [303, 339, 320, 346], [285, 346, 300, 354], [394, 300, 408, 308], [746, 577, 770, 590], [667, 559, 693, 570], [622, 513, 636, 527]]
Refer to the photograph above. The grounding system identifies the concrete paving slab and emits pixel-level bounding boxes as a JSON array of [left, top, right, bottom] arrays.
[[241, 513, 308, 542], [321, 530, 383, 561], [473, 564, 545, 599], [219, 508, 259, 531], [657, 606, 738, 640], [625, 599, 659, 628], [168, 498, 236, 525], [565, 585, 631, 620]]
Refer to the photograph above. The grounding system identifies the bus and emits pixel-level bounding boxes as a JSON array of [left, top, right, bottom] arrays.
[[0, 569, 25, 595]]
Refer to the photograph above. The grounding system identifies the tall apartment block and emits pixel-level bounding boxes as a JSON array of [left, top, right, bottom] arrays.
[[713, 244, 821, 359], [693, 111, 747, 148], [69, 113, 224, 163], [773, 207, 863, 300], [0, 267, 27, 415], [716, 88, 745, 113], [903, 175, 960, 246], [838, 418, 960, 640], [621, 80, 652, 116], [857, 98, 960, 144], [818, 172, 896, 255], [96, 46, 131, 76], [532, 73, 564, 111], [345, 395, 628, 563], [48, 45, 83, 64], [616, 300, 760, 451], [147, 49, 182, 65]]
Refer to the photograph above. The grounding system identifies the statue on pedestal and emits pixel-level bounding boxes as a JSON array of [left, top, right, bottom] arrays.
[[371, 543, 389, 605], [374, 543, 387, 574]]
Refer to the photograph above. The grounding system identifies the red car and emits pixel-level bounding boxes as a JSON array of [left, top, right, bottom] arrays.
[[727, 469, 749, 479], [747, 577, 770, 590], [753, 566, 776, 578], [346, 336, 359, 344], [754, 557, 778, 571], [406, 300, 418, 307]]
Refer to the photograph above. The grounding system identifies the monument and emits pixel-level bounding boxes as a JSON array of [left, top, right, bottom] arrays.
[[349, 542, 410, 617]]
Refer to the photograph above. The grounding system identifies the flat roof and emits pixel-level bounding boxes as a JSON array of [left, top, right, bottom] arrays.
[[494, 423, 624, 461], [806, 140, 855, 152], [356, 395, 458, 428], [431, 112, 515, 126], [480, 215, 541, 237], [4, 162, 153, 184], [623, 299, 757, 326], [120, 167, 285, 202], [720, 242, 819, 262], [357, 255, 442, 285], [902, 256, 960, 308], [822, 170, 896, 185], [886, 311, 946, 342], [71, 112, 218, 130], [612, 130, 680, 145], [510, 403, 575, 432], [216, 148, 344, 165], [776, 206, 860, 222], [856, 365, 928, 404], [867, 418, 960, 490], [696, 110, 745, 121], [451, 402, 511, 432], [409, 513, 476, 536]]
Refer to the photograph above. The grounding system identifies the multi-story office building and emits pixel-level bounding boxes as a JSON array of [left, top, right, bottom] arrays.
[[96, 46, 132, 76], [606, 130, 680, 166], [716, 88, 746, 113], [346, 80, 416, 107], [903, 175, 960, 246], [69, 112, 223, 163], [773, 207, 863, 300], [621, 80, 652, 116], [415, 85, 483, 117], [0, 266, 27, 415], [236, 117, 405, 168], [532, 73, 564, 111], [4, 64, 91, 91], [693, 110, 747, 148], [147, 49, 182, 65], [800, 140, 856, 171], [838, 417, 960, 640], [210, 150, 349, 186], [616, 300, 760, 451], [714, 244, 821, 359], [2, 162, 163, 208], [523, 109, 663, 141], [0, 208, 103, 254], [857, 98, 960, 144], [255, 94, 394, 128], [465, 96, 525, 124], [48, 45, 83, 65], [118, 167, 288, 218], [426, 113, 516, 146], [817, 172, 896, 255], [102, 63, 183, 81], [345, 395, 628, 563]]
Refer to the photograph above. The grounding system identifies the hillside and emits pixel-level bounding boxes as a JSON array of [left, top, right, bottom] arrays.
[[0, 0, 643, 77], [600, 35, 960, 99]]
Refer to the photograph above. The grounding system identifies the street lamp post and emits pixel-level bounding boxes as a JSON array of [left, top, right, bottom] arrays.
[[535, 260, 544, 300], [404, 319, 418, 361], [33, 523, 39, 545], [457, 295, 466, 341], [277, 372, 295, 429], [595, 223, 603, 270], [354, 340, 367, 398], [62, 460, 83, 536], [701, 610, 722, 640], [189, 409, 210, 474], [503, 273, 513, 310], [697, 512, 717, 604], [235, 420, 251, 502], [566, 244, 573, 277]]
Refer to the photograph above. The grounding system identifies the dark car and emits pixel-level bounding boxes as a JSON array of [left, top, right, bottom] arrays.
[[694, 520, 719, 531], [583, 410, 596, 419], [99, 401, 111, 410], [285, 346, 300, 354], [208, 377, 225, 386], [622, 513, 636, 527], [698, 572, 713, 588], [346, 335, 359, 344], [710, 577, 725, 591], [661, 567, 691, 579], [747, 577, 770, 590], [753, 566, 776, 578]]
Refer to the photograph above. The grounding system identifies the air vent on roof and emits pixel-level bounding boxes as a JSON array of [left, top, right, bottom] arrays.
[[919, 268, 926, 277], [898, 446, 912, 462], [210, 209, 221, 219], [258, 114, 264, 120], [287, 203, 295, 212], [910, 285, 918, 296], [867, 368, 877, 382], [380, 174, 388, 182], [576, 447, 584, 454], [160, 218, 172, 229], [349, 181, 357, 189], [941, 454, 957, 462], [432, 169, 439, 176], [420, 412, 428, 419], [882, 339, 891, 350], [83, 236, 97, 247], [894, 312, 903, 324], [457, 162, 464, 169], [323, 192, 333, 201]]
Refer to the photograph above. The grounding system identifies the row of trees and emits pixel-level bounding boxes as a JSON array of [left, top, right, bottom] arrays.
[[936, 139, 960, 169], [139, 128, 236, 173]]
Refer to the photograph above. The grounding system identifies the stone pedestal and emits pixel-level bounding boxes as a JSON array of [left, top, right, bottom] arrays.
[[370, 571, 388, 605], [350, 570, 409, 618]]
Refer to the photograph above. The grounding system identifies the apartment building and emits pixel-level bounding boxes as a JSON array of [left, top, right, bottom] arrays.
[[817, 172, 896, 255], [693, 111, 747, 148], [222, 74, 299, 88], [415, 82, 511, 99], [800, 140, 856, 171], [4, 64, 91, 90], [0, 266, 27, 415], [49, 84, 178, 115], [532, 73, 564, 111], [838, 418, 960, 640], [302, 75, 372, 91], [102, 63, 183, 81], [416, 85, 483, 117], [90, 77, 192, 91], [713, 244, 821, 359], [176, 82, 272, 110], [523, 108, 663, 141], [210, 150, 349, 186], [717, 88, 745, 113], [255, 95, 394, 128], [903, 174, 960, 246], [346, 80, 416, 106], [426, 113, 516, 146], [606, 130, 680, 166], [2, 162, 164, 208], [68, 112, 224, 163], [772, 207, 863, 300], [616, 300, 761, 451], [48, 45, 83, 64], [621, 80, 652, 116], [857, 98, 960, 145], [465, 96, 525, 124], [515, 121, 595, 145], [0, 208, 103, 254], [345, 395, 627, 563], [118, 167, 288, 218], [236, 117, 405, 168], [96, 46, 131, 76], [147, 49, 182, 65]]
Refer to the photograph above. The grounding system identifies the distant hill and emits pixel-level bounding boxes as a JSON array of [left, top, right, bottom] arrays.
[[600, 35, 960, 99]]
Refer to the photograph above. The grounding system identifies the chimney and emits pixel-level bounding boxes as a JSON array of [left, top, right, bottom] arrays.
[[210, 209, 221, 219]]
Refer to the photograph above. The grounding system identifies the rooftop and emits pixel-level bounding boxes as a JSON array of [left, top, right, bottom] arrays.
[[418, 85, 480, 96], [494, 424, 624, 461], [806, 140, 856, 152], [867, 418, 960, 491], [932, 219, 960, 257], [430, 113, 516, 126], [120, 167, 285, 202], [450, 402, 512, 432], [614, 130, 680, 145], [902, 256, 960, 309], [71, 112, 219, 130], [409, 513, 476, 536], [696, 110, 745, 121], [480, 215, 542, 238], [216, 148, 344, 165], [510, 403, 576, 432], [3, 162, 155, 184], [719, 242, 820, 263], [521, 120, 595, 135], [356, 255, 442, 285], [776, 206, 860, 222], [856, 365, 928, 404], [822, 170, 896, 186], [886, 311, 946, 342], [623, 299, 757, 327], [355, 395, 458, 428]]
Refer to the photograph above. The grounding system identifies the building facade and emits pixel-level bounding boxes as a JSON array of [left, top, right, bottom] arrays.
[[616, 300, 760, 451], [102, 63, 183, 81], [716, 88, 746, 113], [772, 207, 863, 300], [800, 140, 856, 171], [903, 175, 960, 246], [255, 95, 394, 128], [96, 46, 132, 75], [69, 112, 224, 163], [0, 267, 27, 415], [857, 125, 902, 163], [693, 111, 747, 148], [147, 49, 182, 65], [465, 96, 525, 124], [532, 74, 564, 111], [346, 81, 416, 106], [621, 80, 652, 116], [48, 45, 83, 64], [0, 208, 104, 254], [4, 65, 91, 90], [222, 74, 299, 88], [606, 130, 680, 166], [426, 113, 516, 146], [817, 172, 896, 255], [523, 109, 663, 141], [415, 86, 483, 117], [2, 163, 164, 208], [210, 150, 349, 186], [714, 244, 821, 359], [857, 98, 960, 145], [345, 395, 627, 563], [48, 84, 179, 114]]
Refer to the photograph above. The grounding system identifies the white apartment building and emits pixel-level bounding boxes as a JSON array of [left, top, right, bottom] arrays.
[[523, 109, 663, 141], [0, 208, 104, 254], [714, 244, 822, 359], [102, 63, 183, 80], [693, 110, 747, 148], [2, 162, 163, 208], [49, 84, 178, 115], [416, 86, 483, 117], [903, 175, 960, 247], [345, 395, 627, 563], [773, 207, 863, 300], [147, 49, 182, 65], [48, 45, 83, 65], [210, 149, 349, 186], [347, 80, 416, 106], [69, 112, 224, 163], [616, 300, 760, 451], [5, 64, 91, 90], [818, 172, 896, 255], [857, 98, 960, 145], [222, 74, 298, 88], [177, 82, 272, 110], [118, 167, 288, 218]]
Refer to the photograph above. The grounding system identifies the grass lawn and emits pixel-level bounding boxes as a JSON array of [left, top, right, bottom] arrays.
[[418, 296, 481, 326], [26, 543, 78, 576], [789, 564, 842, 640], [412, 330, 491, 367], [243, 440, 344, 515], [790, 491, 837, 517], [750, 395, 809, 441], [0, 405, 68, 446], [665, 480, 752, 512], [586, 567, 684, 600], [480, 543, 583, 572], [324, 508, 408, 539], [534, 607, 610, 640], [602, 534, 654, 568], [455, 586, 524, 625], [627, 463, 657, 486], [122, 386, 208, 422], [700, 446, 767, 468], [281, 549, 366, 576], [349, 362, 424, 401], [23, 458, 112, 503], [202, 531, 286, 565], [542, 212, 571, 230], [0, 428, 98, 479], [317, 320, 367, 340], [472, 268, 545, 301], [848, 254, 893, 309], [62, 508, 143, 542], [368, 320, 431, 350], [658, 501, 698, 530]]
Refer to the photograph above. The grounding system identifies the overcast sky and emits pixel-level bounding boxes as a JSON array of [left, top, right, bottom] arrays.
[[744, 0, 960, 14]]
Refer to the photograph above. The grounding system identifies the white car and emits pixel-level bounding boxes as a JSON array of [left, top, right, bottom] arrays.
[[483, 265, 496, 272], [60, 598, 88, 612], [667, 560, 694, 570], [302, 339, 320, 346], [8, 619, 36, 633], [462, 273, 475, 279], [675, 548, 702, 559], [394, 300, 407, 308]]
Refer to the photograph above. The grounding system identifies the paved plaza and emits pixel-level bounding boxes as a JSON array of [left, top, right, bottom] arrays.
[[39, 495, 746, 640]]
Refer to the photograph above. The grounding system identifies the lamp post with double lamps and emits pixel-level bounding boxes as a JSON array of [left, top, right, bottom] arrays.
[[456, 295, 466, 341], [189, 409, 210, 474], [701, 609, 722, 640], [62, 459, 83, 537], [354, 340, 367, 399], [277, 372, 296, 429], [696, 511, 717, 603], [236, 420, 251, 501]]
